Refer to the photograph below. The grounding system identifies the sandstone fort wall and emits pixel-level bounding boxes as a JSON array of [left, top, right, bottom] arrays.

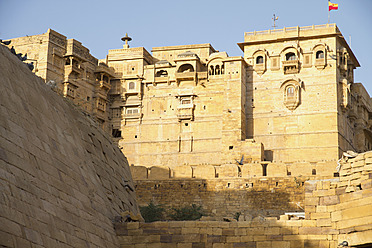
[[134, 178, 304, 219], [131, 162, 337, 218], [0, 44, 140, 248], [116, 152, 372, 247]]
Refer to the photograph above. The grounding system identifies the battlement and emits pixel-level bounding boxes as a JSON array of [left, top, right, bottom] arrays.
[[244, 23, 338, 39], [130, 160, 338, 180]]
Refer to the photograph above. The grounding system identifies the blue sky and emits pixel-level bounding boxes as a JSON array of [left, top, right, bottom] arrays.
[[1, 0, 371, 94]]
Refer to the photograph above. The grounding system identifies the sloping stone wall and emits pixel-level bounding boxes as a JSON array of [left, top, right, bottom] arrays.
[[0, 44, 140, 247]]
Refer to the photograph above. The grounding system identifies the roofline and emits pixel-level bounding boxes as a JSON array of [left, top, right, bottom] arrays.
[[152, 43, 217, 53], [337, 34, 360, 67], [237, 24, 360, 67]]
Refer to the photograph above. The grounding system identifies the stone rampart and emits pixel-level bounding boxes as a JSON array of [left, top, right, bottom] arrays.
[[131, 161, 337, 218], [0, 44, 140, 247], [116, 151, 372, 247], [135, 178, 305, 219]]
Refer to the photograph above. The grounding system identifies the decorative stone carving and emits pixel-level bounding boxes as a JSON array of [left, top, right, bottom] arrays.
[[280, 79, 303, 111]]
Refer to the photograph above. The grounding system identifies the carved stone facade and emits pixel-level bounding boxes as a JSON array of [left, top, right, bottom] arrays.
[[6, 29, 115, 130], [6, 24, 372, 170]]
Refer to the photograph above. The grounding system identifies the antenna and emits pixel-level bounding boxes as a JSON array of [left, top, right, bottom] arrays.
[[272, 14, 279, 29]]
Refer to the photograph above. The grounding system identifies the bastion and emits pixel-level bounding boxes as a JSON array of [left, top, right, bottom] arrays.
[[0, 44, 140, 247]]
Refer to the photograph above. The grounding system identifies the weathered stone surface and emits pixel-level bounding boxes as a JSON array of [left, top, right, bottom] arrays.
[[218, 164, 240, 178], [193, 165, 216, 179], [130, 165, 148, 180], [135, 178, 304, 218], [173, 165, 193, 178], [149, 165, 170, 180], [0, 44, 139, 248]]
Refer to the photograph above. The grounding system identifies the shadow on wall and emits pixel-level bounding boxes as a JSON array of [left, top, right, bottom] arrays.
[[246, 64, 254, 139], [132, 165, 305, 219]]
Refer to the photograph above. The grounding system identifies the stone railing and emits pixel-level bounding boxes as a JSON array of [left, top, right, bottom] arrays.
[[282, 59, 300, 74], [245, 23, 336, 36]]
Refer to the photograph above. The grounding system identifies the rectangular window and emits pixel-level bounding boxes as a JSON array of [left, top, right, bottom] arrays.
[[181, 99, 191, 105], [112, 129, 121, 138], [97, 98, 106, 111], [126, 108, 139, 115], [111, 108, 122, 118]]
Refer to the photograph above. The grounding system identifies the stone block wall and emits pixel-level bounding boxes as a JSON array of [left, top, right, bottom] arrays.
[[115, 220, 337, 248], [130, 161, 338, 219], [303, 151, 372, 246], [0, 44, 140, 247], [134, 178, 305, 219], [116, 151, 372, 247]]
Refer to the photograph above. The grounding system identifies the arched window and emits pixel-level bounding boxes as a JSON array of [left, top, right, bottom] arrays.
[[178, 64, 194, 73], [156, 70, 168, 77], [286, 52, 296, 61], [282, 80, 301, 110], [316, 50, 324, 59], [286, 86, 295, 98], [256, 56, 264, 64], [128, 82, 135, 90], [221, 64, 225, 74], [209, 65, 214, 75], [215, 65, 220, 75]]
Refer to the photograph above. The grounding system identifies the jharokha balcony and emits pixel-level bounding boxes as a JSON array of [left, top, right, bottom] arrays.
[[282, 60, 299, 74], [175, 71, 197, 81], [177, 104, 194, 121]]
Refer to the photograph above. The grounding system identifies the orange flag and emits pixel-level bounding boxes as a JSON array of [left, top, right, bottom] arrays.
[[329, 1, 339, 11]]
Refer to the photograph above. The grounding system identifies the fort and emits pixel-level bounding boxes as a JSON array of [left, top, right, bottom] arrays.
[[1, 23, 372, 247], [6, 24, 372, 169]]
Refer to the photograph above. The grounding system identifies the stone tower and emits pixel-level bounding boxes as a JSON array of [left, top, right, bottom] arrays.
[[238, 24, 370, 163]]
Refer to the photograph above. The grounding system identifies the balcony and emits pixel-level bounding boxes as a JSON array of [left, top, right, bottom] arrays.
[[154, 76, 170, 84], [94, 109, 106, 121], [175, 71, 197, 81], [98, 80, 111, 91], [64, 64, 82, 75], [177, 105, 194, 121], [109, 85, 121, 95], [123, 113, 142, 119], [315, 58, 326, 69], [95, 63, 115, 77], [254, 64, 266, 75], [282, 60, 299, 74]]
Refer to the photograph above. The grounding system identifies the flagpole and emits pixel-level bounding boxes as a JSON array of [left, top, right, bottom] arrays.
[[328, 0, 330, 23]]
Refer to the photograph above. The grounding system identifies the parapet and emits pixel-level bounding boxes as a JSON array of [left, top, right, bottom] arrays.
[[130, 160, 338, 180]]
